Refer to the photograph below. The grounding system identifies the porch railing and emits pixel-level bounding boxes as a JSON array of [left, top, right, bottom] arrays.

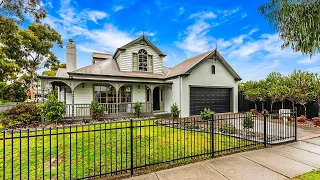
[[64, 102, 152, 119]]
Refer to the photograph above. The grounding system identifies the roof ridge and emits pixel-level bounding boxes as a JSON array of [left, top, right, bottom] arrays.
[[166, 50, 214, 78]]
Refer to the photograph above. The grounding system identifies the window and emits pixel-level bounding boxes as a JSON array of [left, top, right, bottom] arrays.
[[119, 86, 131, 102], [94, 85, 132, 104], [138, 49, 148, 71], [94, 86, 107, 103], [148, 55, 153, 72], [212, 65, 215, 74]]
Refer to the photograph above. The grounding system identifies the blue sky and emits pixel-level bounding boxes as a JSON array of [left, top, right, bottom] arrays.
[[40, 0, 320, 81]]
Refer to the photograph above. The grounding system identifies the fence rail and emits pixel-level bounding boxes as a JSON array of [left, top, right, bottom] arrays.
[[64, 102, 152, 118], [0, 110, 297, 179]]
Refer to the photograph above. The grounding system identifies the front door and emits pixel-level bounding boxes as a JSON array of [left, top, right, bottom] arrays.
[[153, 87, 160, 111]]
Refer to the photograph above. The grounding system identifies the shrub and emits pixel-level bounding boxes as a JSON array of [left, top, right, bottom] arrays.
[[200, 108, 214, 121], [219, 124, 235, 134], [1, 104, 42, 129], [90, 101, 104, 120], [133, 101, 142, 118], [170, 103, 180, 120], [312, 117, 320, 126], [250, 109, 259, 115], [43, 94, 65, 122], [297, 115, 307, 122], [243, 112, 254, 129]]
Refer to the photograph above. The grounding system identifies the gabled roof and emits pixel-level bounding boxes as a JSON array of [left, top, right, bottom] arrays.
[[165, 50, 242, 81], [113, 35, 166, 59]]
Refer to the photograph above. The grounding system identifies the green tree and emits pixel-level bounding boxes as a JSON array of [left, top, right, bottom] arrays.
[[42, 63, 66, 76], [256, 80, 268, 111], [0, 0, 46, 24], [18, 23, 63, 101], [287, 70, 317, 115], [0, 16, 22, 81], [0, 0, 47, 81], [240, 81, 261, 110], [259, 0, 320, 56], [266, 72, 288, 111]]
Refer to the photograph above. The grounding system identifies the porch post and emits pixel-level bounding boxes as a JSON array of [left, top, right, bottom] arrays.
[[72, 90, 75, 121], [41, 88, 45, 122], [150, 85, 154, 114], [41, 81, 45, 122], [116, 89, 119, 117]]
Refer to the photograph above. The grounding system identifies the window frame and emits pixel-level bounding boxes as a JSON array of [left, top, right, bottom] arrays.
[[138, 49, 148, 72]]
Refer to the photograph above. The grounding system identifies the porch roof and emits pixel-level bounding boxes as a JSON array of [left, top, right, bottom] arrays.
[[38, 75, 173, 85]]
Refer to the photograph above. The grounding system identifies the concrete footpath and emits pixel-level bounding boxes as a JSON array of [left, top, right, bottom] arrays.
[[127, 138, 320, 180]]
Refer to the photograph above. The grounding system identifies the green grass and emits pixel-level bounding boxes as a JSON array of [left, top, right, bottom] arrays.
[[292, 169, 320, 180], [0, 120, 254, 179], [0, 100, 18, 105]]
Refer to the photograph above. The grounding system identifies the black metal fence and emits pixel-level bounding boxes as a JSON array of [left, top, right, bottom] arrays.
[[238, 91, 319, 119], [0, 111, 297, 179]]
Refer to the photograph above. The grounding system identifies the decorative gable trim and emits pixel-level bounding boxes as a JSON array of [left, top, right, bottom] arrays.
[[112, 35, 166, 59]]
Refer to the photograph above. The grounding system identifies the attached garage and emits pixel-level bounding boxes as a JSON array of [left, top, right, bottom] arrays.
[[190, 87, 231, 115]]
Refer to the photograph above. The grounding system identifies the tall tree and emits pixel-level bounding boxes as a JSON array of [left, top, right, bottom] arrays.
[[18, 23, 63, 101], [259, 0, 320, 56], [0, 16, 22, 81], [0, 0, 48, 82]]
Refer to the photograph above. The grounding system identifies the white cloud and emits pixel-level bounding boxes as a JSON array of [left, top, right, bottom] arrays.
[[178, 7, 184, 15], [241, 25, 249, 30], [308, 66, 320, 73], [84, 10, 108, 24], [297, 56, 319, 64], [113, 5, 125, 12], [241, 13, 247, 19], [190, 11, 217, 20], [135, 31, 156, 37], [44, 1, 133, 54]]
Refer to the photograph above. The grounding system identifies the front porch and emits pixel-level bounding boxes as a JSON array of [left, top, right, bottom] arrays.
[[40, 77, 171, 120]]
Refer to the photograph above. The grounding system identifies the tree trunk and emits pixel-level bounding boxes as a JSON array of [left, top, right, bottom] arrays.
[[254, 102, 257, 111], [281, 102, 284, 109], [271, 102, 274, 112], [262, 101, 265, 112], [303, 104, 307, 117], [291, 101, 295, 110]]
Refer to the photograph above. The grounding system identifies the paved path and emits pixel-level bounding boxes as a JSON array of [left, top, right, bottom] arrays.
[[126, 138, 320, 180]]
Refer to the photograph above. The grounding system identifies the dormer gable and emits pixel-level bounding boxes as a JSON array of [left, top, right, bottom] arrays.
[[113, 36, 166, 74]]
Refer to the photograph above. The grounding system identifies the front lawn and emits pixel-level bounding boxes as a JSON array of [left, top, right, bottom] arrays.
[[292, 169, 320, 180], [0, 120, 253, 179]]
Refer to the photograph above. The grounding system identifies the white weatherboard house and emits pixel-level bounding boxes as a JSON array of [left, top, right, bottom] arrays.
[[39, 36, 241, 120]]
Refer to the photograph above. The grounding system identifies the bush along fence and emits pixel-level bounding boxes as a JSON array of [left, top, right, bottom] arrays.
[[0, 110, 297, 179], [238, 91, 319, 119]]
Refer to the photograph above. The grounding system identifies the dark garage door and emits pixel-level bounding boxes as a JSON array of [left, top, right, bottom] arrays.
[[190, 87, 231, 115]]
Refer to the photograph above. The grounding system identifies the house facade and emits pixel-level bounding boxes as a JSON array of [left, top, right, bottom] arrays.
[[39, 36, 241, 120]]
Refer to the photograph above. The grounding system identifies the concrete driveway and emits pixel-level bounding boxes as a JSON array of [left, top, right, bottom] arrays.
[[126, 137, 320, 180]]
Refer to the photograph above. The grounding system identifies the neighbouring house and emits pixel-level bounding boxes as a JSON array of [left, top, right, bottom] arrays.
[[39, 36, 241, 120]]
